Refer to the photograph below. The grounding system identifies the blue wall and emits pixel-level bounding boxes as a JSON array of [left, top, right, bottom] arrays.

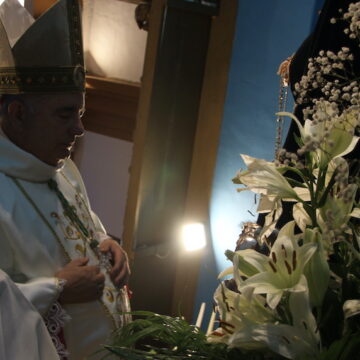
[[194, 0, 324, 327]]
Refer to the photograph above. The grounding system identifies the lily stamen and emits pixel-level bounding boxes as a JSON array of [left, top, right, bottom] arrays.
[[220, 320, 235, 334], [271, 252, 277, 263], [284, 260, 292, 275], [219, 320, 235, 329], [292, 250, 297, 270], [269, 260, 277, 273]]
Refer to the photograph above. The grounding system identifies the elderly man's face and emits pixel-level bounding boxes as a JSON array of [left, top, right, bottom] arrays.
[[12, 92, 85, 166]]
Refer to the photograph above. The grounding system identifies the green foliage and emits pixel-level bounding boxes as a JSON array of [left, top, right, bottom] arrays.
[[102, 312, 360, 359], [313, 331, 360, 360], [101, 311, 265, 360]]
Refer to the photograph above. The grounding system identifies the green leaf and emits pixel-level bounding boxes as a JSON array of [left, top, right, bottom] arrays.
[[314, 331, 360, 360], [225, 250, 259, 277], [284, 177, 307, 188], [349, 259, 360, 279], [318, 170, 336, 208], [294, 133, 303, 148], [304, 238, 330, 307], [314, 166, 327, 200], [339, 332, 360, 360], [225, 250, 235, 262], [277, 165, 306, 182], [317, 289, 344, 348], [232, 176, 242, 184]]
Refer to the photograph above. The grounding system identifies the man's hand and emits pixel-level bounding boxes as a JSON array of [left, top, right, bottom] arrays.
[[99, 239, 130, 288], [55, 258, 105, 304]]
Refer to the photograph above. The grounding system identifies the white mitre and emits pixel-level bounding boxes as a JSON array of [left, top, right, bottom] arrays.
[[0, 0, 85, 94], [0, 0, 34, 47]]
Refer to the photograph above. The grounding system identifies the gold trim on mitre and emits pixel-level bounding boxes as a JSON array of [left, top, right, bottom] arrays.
[[0, 0, 85, 94]]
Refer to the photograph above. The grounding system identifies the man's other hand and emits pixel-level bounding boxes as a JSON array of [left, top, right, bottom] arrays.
[[55, 258, 105, 304], [99, 239, 130, 288]]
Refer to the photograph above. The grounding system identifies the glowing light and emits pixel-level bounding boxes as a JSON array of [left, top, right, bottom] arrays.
[[181, 223, 207, 251]]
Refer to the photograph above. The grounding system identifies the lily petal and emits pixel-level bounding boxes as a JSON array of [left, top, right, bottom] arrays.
[[343, 300, 360, 319], [293, 203, 312, 232]]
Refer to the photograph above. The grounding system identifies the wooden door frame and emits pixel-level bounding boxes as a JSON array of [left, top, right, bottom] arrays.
[[170, 0, 238, 321], [123, 0, 238, 321]]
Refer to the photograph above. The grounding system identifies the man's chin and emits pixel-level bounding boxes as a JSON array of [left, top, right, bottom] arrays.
[[51, 150, 71, 168], [29, 147, 73, 167], [56, 158, 66, 169], [56, 151, 72, 166], [59, 146, 72, 159]]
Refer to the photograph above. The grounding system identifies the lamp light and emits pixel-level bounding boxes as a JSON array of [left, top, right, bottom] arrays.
[[181, 222, 207, 251]]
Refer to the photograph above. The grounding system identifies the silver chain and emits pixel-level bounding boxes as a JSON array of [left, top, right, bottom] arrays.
[[274, 77, 289, 159]]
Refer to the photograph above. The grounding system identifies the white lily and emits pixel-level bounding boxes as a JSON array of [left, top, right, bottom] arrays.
[[257, 195, 283, 244], [219, 246, 277, 281], [208, 283, 276, 346], [238, 222, 317, 309], [236, 155, 302, 201], [278, 105, 359, 169], [343, 299, 360, 319], [228, 282, 320, 359], [350, 207, 360, 218], [293, 202, 312, 232]]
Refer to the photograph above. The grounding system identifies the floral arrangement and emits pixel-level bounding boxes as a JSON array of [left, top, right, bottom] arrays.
[[208, 3, 360, 359], [103, 3, 360, 360], [212, 103, 360, 358]]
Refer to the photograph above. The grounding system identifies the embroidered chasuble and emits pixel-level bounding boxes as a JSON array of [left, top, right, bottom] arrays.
[[0, 133, 130, 359]]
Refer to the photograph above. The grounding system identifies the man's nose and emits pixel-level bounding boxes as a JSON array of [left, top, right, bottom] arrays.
[[71, 115, 85, 137]]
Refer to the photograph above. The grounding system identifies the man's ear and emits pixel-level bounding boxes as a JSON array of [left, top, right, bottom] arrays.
[[7, 100, 27, 131]]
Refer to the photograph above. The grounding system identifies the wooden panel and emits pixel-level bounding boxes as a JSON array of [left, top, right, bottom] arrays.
[[123, 0, 238, 321], [123, 0, 171, 316], [171, 0, 239, 321], [122, 0, 166, 257], [83, 76, 140, 141], [133, 3, 212, 250], [127, 2, 214, 318]]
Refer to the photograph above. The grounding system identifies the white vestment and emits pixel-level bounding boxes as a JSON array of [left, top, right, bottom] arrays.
[[0, 269, 60, 360], [0, 134, 128, 359]]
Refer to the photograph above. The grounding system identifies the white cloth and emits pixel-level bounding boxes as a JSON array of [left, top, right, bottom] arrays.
[[0, 269, 60, 360], [0, 133, 120, 359]]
